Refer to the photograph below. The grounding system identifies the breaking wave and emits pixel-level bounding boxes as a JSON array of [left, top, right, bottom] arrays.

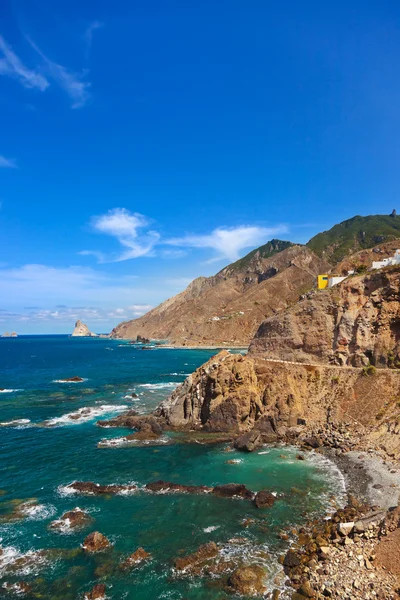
[[0, 389, 22, 393], [0, 419, 31, 428], [43, 404, 128, 427], [0, 545, 49, 577]]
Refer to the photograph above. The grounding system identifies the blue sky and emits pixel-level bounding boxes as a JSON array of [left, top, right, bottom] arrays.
[[1, 0, 400, 333]]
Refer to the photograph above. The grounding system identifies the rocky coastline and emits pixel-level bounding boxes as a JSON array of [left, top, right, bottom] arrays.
[[92, 402, 400, 599]]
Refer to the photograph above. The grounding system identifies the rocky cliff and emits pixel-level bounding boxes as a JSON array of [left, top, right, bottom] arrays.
[[156, 350, 400, 456], [71, 320, 97, 337], [111, 244, 330, 345], [250, 266, 400, 368]]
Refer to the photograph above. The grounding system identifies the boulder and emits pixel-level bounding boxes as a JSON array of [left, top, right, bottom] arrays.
[[337, 522, 354, 537], [283, 549, 301, 567], [82, 532, 111, 553], [254, 490, 276, 508], [228, 565, 266, 595]]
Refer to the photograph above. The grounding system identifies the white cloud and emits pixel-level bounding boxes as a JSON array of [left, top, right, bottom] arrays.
[[0, 155, 17, 168], [0, 34, 49, 91], [27, 37, 90, 109], [83, 21, 103, 59], [83, 208, 160, 262], [166, 225, 289, 261]]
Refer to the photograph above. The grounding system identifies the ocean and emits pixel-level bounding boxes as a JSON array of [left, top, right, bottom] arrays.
[[0, 336, 345, 599]]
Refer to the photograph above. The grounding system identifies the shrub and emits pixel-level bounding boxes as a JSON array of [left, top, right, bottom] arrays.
[[362, 365, 377, 376]]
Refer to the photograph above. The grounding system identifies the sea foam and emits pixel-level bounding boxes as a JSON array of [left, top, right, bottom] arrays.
[[43, 404, 128, 427]]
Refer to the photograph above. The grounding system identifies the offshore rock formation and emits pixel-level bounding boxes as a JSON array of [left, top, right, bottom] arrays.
[[250, 267, 400, 367], [111, 244, 330, 345], [71, 320, 97, 337]]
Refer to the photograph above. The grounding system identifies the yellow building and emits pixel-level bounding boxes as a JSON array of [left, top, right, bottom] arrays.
[[317, 274, 329, 289]]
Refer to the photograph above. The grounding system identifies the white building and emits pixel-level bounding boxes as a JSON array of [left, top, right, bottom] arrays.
[[372, 250, 400, 270], [328, 276, 347, 288]]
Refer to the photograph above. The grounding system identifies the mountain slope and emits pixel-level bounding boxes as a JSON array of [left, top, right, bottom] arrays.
[[307, 213, 400, 263], [111, 243, 330, 345]]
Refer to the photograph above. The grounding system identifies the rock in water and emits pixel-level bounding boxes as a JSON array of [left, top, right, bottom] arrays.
[[254, 490, 276, 508], [49, 508, 92, 532], [120, 547, 151, 569], [174, 542, 218, 571], [71, 319, 97, 337], [82, 532, 111, 553], [212, 483, 254, 499], [84, 584, 106, 600], [228, 565, 266, 595]]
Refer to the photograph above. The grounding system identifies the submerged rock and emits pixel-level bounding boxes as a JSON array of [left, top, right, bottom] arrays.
[[2, 581, 32, 596], [120, 547, 151, 569], [174, 542, 218, 571], [227, 564, 266, 595], [82, 532, 111, 553], [84, 584, 106, 600]]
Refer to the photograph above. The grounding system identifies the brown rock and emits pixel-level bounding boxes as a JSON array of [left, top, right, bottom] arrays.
[[212, 483, 254, 499], [84, 584, 106, 600], [228, 564, 266, 595], [120, 547, 151, 569], [283, 549, 301, 567], [49, 508, 92, 531], [145, 480, 212, 494], [65, 481, 137, 495], [254, 490, 276, 508], [174, 542, 218, 571], [82, 532, 111, 553]]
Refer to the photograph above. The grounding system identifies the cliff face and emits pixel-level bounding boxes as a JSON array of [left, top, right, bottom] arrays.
[[250, 267, 400, 368], [111, 245, 330, 345], [71, 320, 97, 337], [156, 350, 400, 456]]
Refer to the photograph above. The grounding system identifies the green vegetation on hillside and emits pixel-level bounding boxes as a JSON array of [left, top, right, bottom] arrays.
[[220, 239, 295, 273], [307, 214, 400, 264]]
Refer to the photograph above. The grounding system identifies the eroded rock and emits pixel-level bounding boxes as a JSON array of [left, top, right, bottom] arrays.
[[82, 532, 111, 553]]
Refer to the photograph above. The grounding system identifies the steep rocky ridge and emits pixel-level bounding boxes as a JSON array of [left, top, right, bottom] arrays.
[[307, 213, 400, 263], [111, 244, 330, 345], [250, 266, 400, 367]]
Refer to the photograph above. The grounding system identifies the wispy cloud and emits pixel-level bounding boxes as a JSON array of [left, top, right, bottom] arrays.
[[83, 20, 103, 60], [27, 37, 90, 109], [82, 208, 160, 262], [0, 155, 17, 168], [166, 225, 289, 262], [0, 34, 49, 91], [0, 33, 91, 109]]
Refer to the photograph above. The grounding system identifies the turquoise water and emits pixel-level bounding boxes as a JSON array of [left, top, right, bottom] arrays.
[[0, 336, 345, 599]]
